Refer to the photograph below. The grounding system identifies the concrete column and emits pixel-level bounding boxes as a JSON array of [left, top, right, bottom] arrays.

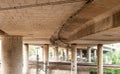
[[63, 49, 65, 61], [60, 49, 64, 61], [1, 35, 23, 74], [94, 49, 97, 58], [42, 46, 44, 61], [36, 47, 39, 74], [97, 44, 103, 74], [79, 49, 83, 60], [23, 44, 29, 74], [66, 48, 69, 61], [43, 44, 49, 74], [71, 45, 77, 74], [54, 47, 58, 61], [87, 47, 91, 63]]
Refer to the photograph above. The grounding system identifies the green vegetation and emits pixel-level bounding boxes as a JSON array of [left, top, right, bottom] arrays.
[[29, 45, 36, 57], [103, 49, 120, 64], [90, 68, 120, 74], [90, 48, 120, 74]]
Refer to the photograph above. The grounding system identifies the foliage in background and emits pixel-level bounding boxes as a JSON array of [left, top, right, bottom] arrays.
[[90, 68, 120, 74], [103, 49, 120, 64], [29, 45, 36, 57]]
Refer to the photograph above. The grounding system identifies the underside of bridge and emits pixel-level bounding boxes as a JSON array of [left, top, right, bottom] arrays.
[[0, 0, 120, 74]]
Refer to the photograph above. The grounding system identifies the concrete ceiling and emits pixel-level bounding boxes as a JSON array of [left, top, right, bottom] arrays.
[[0, 0, 86, 44], [51, 0, 120, 46], [0, 0, 120, 46]]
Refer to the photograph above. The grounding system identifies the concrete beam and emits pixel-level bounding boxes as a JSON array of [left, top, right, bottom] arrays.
[[0, 30, 7, 35], [60, 0, 120, 41], [23, 38, 50, 45], [61, 6, 120, 42], [50, 0, 120, 46], [50, 0, 88, 46], [0, 0, 86, 11]]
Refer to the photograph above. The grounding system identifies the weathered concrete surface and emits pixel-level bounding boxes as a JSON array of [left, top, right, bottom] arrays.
[[1, 36, 23, 74], [23, 44, 29, 74], [59, 0, 120, 40], [0, 0, 119, 46], [43, 44, 49, 74], [51, 0, 120, 46], [97, 44, 103, 74], [71, 45, 77, 74], [0, 0, 87, 45]]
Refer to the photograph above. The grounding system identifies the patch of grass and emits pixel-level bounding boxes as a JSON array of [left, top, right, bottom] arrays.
[[90, 68, 120, 74]]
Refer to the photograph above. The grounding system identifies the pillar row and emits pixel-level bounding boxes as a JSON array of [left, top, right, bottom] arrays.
[[1, 35, 23, 74]]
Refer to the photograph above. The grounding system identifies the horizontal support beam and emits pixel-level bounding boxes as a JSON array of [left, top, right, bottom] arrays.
[[28, 61, 120, 69], [58, 3, 120, 42], [67, 6, 120, 41], [0, 0, 86, 11], [50, 0, 120, 46], [0, 29, 7, 35], [23, 38, 50, 44]]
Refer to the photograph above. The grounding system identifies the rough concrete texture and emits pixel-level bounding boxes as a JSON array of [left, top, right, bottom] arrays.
[[0, 0, 86, 45], [51, 0, 120, 46], [1, 36, 23, 74], [23, 44, 29, 74], [0, 0, 119, 46]]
